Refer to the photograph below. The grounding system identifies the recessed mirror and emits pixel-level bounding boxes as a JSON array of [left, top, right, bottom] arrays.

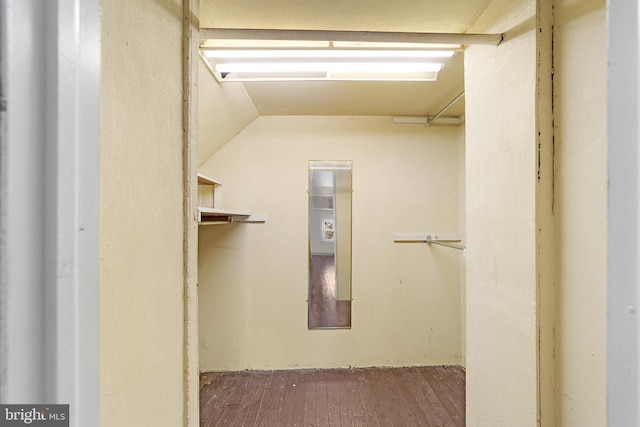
[[308, 160, 352, 329]]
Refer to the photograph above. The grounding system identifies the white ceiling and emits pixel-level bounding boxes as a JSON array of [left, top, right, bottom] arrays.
[[200, 0, 493, 117]]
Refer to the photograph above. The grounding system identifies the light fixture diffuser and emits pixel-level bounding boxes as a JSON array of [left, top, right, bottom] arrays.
[[203, 49, 455, 59], [200, 41, 457, 82], [214, 62, 443, 74]]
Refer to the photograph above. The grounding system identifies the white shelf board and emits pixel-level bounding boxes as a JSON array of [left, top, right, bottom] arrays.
[[198, 207, 266, 224], [199, 207, 251, 217], [197, 173, 222, 186]]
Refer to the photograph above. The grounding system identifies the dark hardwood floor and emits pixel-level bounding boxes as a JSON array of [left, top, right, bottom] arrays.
[[308, 255, 351, 329], [200, 366, 465, 426]]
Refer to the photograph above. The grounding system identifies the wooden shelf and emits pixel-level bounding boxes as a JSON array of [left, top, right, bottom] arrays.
[[199, 207, 251, 218], [198, 207, 266, 224], [197, 172, 266, 225]]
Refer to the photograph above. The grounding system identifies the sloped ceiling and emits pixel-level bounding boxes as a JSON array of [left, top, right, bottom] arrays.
[[199, 0, 493, 116]]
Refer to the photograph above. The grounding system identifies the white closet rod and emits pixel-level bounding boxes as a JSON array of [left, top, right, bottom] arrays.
[[426, 91, 465, 126], [200, 28, 503, 46], [393, 234, 466, 250]]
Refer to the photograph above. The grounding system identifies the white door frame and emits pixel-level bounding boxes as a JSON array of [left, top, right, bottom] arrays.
[[607, 0, 640, 425], [0, 0, 100, 425]]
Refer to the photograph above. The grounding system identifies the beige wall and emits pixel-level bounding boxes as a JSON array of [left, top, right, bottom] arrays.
[[100, 0, 186, 425], [554, 0, 607, 425], [464, 0, 541, 424], [198, 58, 258, 165], [466, 0, 608, 425], [198, 116, 464, 370]]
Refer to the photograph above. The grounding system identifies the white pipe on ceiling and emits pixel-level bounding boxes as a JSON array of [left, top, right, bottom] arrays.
[[201, 28, 503, 46]]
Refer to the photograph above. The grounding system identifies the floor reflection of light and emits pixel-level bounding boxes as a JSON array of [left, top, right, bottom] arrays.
[[320, 257, 336, 299], [309, 254, 343, 328]]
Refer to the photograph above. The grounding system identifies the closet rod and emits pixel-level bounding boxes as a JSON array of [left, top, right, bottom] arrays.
[[200, 28, 504, 46], [426, 236, 466, 251], [426, 91, 465, 127]]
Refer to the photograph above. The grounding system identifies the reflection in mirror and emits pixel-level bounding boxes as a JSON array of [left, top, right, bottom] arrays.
[[308, 161, 352, 329]]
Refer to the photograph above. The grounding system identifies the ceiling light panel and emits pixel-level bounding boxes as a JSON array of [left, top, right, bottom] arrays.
[[200, 41, 457, 82], [203, 49, 454, 59]]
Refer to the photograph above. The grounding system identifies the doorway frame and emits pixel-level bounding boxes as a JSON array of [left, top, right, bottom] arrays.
[[607, 0, 640, 425], [0, 0, 100, 425]]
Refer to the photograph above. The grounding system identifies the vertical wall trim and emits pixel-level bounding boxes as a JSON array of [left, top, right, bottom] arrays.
[[607, 0, 639, 425], [536, 0, 556, 425], [183, 0, 200, 425]]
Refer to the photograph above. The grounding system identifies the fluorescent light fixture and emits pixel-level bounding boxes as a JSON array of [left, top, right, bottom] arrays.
[[200, 43, 457, 82], [215, 62, 443, 74], [219, 72, 439, 82], [203, 49, 455, 59], [201, 39, 331, 48], [212, 61, 443, 82], [201, 39, 462, 50]]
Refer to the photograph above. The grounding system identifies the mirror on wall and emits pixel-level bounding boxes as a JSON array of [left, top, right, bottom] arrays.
[[308, 160, 352, 329]]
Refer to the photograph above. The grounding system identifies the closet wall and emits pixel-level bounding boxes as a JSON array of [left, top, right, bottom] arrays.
[[464, 0, 608, 424], [198, 60, 258, 165], [553, 0, 607, 424], [197, 86, 466, 370], [465, 0, 543, 424], [100, 0, 186, 425]]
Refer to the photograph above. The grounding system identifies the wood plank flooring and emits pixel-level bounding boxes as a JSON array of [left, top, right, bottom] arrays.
[[308, 255, 351, 329], [200, 366, 465, 426]]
